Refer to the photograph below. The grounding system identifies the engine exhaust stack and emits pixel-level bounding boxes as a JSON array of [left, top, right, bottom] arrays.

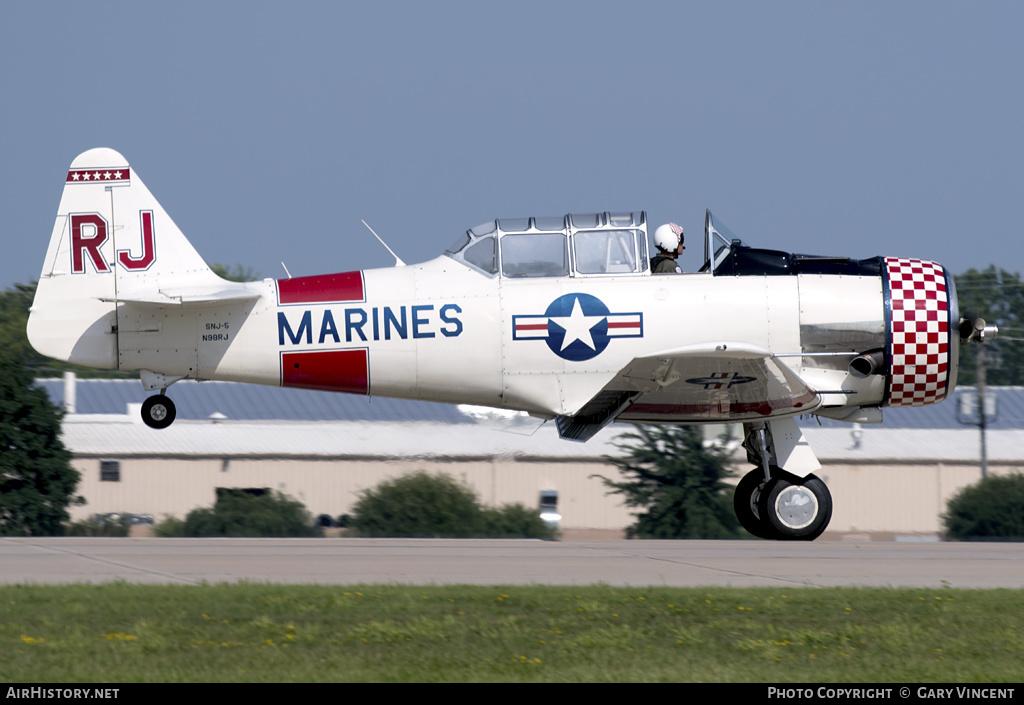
[[849, 350, 884, 379]]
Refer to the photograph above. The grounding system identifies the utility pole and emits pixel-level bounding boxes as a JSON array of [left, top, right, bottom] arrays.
[[956, 318, 998, 481], [977, 342, 988, 479]]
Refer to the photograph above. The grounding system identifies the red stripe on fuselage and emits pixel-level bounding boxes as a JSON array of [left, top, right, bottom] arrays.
[[277, 271, 365, 305], [281, 349, 368, 394]]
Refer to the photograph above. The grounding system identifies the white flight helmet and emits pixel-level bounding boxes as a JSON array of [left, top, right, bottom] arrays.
[[654, 223, 682, 252]]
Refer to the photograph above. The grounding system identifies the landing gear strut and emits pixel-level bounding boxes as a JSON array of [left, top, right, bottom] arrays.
[[141, 392, 176, 429], [735, 420, 832, 540]]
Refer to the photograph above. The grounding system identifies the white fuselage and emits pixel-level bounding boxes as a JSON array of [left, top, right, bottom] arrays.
[[108, 257, 888, 420]]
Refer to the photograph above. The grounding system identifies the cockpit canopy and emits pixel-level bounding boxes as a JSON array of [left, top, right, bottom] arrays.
[[445, 212, 649, 278], [445, 209, 882, 278]]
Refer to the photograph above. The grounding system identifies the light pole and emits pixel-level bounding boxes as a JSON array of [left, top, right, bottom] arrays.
[[956, 322, 998, 479]]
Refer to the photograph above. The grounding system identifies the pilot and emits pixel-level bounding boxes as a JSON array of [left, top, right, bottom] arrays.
[[651, 223, 684, 274]]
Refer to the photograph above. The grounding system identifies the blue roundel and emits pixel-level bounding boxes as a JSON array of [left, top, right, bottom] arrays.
[[544, 293, 611, 361]]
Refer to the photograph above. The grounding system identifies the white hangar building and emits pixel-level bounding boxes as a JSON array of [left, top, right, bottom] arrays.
[[42, 376, 1024, 540]]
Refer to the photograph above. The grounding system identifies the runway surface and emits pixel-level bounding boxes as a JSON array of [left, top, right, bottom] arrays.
[[2, 538, 1022, 588]]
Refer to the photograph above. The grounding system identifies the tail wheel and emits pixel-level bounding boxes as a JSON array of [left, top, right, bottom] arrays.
[[759, 473, 832, 541], [141, 394, 176, 429], [733, 469, 781, 540]]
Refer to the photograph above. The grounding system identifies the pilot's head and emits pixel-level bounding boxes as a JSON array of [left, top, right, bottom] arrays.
[[654, 223, 684, 256]]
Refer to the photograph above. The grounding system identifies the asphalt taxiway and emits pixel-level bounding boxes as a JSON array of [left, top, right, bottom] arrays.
[[2, 538, 1022, 588]]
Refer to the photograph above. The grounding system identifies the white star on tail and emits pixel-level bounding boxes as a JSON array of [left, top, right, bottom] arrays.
[[549, 296, 603, 351]]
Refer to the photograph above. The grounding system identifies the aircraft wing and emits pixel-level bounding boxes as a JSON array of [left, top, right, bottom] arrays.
[[555, 342, 821, 441]]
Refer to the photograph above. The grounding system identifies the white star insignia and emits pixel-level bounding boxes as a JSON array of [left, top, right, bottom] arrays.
[[103, 171, 112, 180], [548, 296, 604, 351], [82, 172, 90, 180], [114, 171, 123, 179], [71, 172, 80, 181]]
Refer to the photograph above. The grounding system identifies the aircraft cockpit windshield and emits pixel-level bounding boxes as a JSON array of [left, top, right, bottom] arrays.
[[703, 209, 748, 274], [445, 212, 649, 278]]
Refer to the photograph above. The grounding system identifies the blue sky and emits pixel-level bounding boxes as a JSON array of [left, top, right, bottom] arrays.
[[2, 1, 1021, 289]]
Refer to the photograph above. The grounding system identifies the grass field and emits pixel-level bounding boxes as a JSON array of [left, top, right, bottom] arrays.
[[2, 583, 1021, 682]]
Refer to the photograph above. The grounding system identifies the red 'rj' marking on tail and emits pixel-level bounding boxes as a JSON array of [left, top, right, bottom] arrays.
[[117, 210, 156, 271], [70, 213, 110, 273]]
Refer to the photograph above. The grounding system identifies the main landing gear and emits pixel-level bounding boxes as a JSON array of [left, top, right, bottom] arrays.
[[141, 392, 176, 429], [734, 467, 832, 541], [734, 421, 833, 541]]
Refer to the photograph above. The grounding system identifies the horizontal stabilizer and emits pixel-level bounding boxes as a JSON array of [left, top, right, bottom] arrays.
[[100, 286, 261, 306]]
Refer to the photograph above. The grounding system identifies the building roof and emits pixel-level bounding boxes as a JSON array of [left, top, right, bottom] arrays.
[[808, 387, 1024, 431], [39, 377, 1024, 463], [60, 417, 621, 460], [40, 378, 467, 423], [40, 377, 1024, 429]]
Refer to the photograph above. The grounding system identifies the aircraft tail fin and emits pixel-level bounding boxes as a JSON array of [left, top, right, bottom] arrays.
[[28, 148, 228, 368]]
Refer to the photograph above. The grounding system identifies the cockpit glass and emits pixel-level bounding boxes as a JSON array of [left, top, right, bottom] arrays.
[[500, 233, 568, 278], [534, 216, 565, 231], [574, 230, 639, 274], [470, 220, 498, 237], [464, 235, 497, 274], [704, 211, 747, 274], [446, 212, 647, 278], [445, 232, 471, 255]]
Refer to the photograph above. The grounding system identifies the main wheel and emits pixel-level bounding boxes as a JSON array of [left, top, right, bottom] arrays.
[[733, 469, 781, 539], [759, 472, 832, 541], [141, 394, 176, 429]]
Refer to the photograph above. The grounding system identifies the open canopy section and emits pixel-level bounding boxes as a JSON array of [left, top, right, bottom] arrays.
[[702, 209, 883, 277]]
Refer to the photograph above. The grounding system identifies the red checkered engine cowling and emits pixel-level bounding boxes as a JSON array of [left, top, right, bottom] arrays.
[[885, 257, 952, 407]]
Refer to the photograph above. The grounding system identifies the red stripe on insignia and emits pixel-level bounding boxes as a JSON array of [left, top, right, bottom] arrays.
[[282, 349, 368, 394], [516, 323, 548, 331], [277, 271, 365, 304], [607, 322, 640, 329]]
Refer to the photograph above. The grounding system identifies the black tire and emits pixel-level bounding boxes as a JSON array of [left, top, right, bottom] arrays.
[[733, 469, 781, 540], [141, 394, 176, 430], [761, 472, 832, 541]]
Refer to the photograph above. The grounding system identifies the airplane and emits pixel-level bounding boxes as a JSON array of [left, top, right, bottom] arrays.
[[27, 148, 995, 541]]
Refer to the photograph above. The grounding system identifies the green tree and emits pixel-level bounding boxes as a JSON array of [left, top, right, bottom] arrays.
[[943, 474, 1024, 540], [210, 263, 261, 282], [0, 282, 134, 378], [351, 471, 483, 538], [481, 503, 556, 539], [954, 267, 1024, 385], [0, 283, 39, 369], [180, 490, 321, 537], [0, 348, 82, 535], [350, 471, 555, 539], [66, 515, 130, 537], [596, 425, 740, 539]]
